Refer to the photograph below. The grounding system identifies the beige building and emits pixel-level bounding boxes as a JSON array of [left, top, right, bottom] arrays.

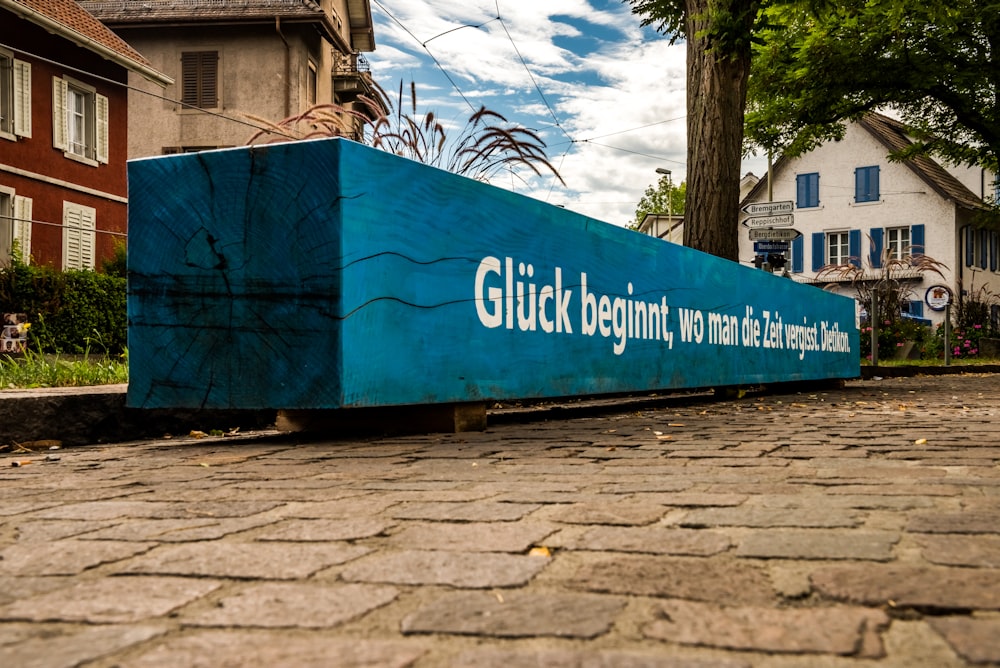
[[80, 0, 382, 157]]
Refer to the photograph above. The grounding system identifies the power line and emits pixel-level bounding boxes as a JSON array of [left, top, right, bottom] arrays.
[[370, 0, 478, 113], [494, 1, 573, 143], [0, 41, 298, 140]]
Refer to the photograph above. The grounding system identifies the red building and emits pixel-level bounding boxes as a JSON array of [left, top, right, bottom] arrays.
[[0, 0, 170, 270]]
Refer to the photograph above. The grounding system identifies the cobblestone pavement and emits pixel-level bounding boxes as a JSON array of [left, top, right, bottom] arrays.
[[1, 374, 999, 667]]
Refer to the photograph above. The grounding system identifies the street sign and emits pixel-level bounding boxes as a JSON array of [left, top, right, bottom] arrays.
[[742, 214, 795, 229], [754, 241, 789, 253], [742, 200, 793, 217], [749, 228, 802, 241]]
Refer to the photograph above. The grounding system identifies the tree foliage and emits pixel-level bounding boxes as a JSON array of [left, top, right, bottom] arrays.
[[634, 177, 686, 226], [746, 0, 1000, 175]]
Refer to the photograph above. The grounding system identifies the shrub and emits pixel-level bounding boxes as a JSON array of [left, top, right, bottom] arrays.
[[0, 260, 126, 354]]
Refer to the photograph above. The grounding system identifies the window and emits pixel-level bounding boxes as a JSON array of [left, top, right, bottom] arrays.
[[181, 51, 219, 109], [53, 76, 108, 164], [796, 172, 819, 208], [855, 165, 880, 203], [814, 229, 860, 270], [0, 51, 30, 139], [828, 231, 850, 265], [63, 201, 95, 270], [307, 60, 317, 105], [872, 224, 924, 268], [886, 226, 910, 260]]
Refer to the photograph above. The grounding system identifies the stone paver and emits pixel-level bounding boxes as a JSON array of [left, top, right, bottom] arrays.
[[735, 529, 899, 561], [114, 542, 370, 579], [183, 582, 399, 628], [1, 373, 999, 667], [644, 599, 889, 656], [0, 576, 221, 623], [341, 550, 550, 588], [123, 631, 428, 667], [401, 591, 626, 638], [927, 617, 1000, 665]]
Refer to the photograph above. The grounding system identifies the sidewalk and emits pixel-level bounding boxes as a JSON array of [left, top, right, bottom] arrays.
[[1, 373, 999, 667]]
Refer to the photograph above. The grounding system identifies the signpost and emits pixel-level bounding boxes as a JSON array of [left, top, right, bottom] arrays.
[[749, 228, 802, 241], [753, 241, 790, 254], [742, 200, 793, 217], [742, 214, 795, 229]]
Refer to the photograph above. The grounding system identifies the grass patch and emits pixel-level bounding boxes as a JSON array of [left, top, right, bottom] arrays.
[[862, 356, 1000, 367], [0, 349, 128, 389]]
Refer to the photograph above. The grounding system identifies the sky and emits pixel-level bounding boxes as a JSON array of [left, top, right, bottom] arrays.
[[365, 0, 768, 228]]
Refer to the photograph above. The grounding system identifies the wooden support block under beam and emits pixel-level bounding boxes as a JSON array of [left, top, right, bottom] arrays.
[[276, 403, 487, 435]]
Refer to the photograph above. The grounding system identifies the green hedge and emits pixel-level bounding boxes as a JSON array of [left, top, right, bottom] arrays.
[[0, 261, 127, 355]]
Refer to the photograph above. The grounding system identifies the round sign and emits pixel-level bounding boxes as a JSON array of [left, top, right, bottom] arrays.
[[925, 285, 952, 311]]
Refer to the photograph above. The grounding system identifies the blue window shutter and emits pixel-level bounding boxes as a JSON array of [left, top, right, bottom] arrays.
[[812, 232, 825, 271], [981, 230, 989, 269], [991, 232, 998, 272], [849, 229, 861, 267], [909, 300, 924, 318], [792, 236, 803, 273], [796, 173, 819, 208], [855, 166, 880, 202], [910, 224, 925, 255], [966, 228, 975, 266], [869, 228, 883, 268]]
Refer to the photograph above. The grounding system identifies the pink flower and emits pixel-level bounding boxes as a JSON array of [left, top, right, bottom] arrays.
[[974, 324, 982, 329]]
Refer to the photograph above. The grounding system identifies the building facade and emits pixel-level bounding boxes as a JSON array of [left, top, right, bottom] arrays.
[[81, 0, 382, 157], [739, 113, 999, 328], [0, 0, 171, 270]]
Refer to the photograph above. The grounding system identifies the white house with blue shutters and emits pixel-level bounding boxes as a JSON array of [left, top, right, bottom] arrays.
[[739, 112, 999, 328]]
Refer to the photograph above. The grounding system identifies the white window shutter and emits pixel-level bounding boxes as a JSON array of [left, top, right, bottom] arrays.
[[63, 204, 81, 269], [63, 202, 95, 270], [80, 206, 96, 269], [95, 93, 109, 163], [12, 195, 31, 263], [52, 76, 68, 150], [13, 59, 30, 138]]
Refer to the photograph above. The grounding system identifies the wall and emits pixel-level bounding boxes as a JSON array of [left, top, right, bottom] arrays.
[[0, 11, 128, 268]]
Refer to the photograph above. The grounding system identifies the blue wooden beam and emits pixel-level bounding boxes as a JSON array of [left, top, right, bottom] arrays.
[[127, 138, 858, 410]]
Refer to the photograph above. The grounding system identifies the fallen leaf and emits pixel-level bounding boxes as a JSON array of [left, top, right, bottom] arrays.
[[915, 438, 928, 445], [189, 430, 208, 439], [656, 435, 673, 440], [528, 546, 551, 558], [668, 423, 686, 427]]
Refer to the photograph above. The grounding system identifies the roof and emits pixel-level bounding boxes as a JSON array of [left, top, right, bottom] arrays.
[[0, 0, 172, 85], [743, 112, 987, 211], [80, 0, 375, 51]]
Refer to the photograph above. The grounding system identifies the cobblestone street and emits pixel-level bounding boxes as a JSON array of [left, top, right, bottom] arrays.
[[1, 374, 999, 667]]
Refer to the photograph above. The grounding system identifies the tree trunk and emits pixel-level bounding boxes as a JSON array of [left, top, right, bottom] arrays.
[[683, 0, 757, 261]]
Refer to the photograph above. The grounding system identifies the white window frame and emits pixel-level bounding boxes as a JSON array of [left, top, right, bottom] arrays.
[[0, 50, 31, 140], [827, 231, 850, 266], [886, 226, 910, 260], [53, 76, 108, 166], [62, 201, 96, 270]]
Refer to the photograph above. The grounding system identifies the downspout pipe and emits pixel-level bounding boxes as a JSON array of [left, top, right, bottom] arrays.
[[275, 17, 291, 118]]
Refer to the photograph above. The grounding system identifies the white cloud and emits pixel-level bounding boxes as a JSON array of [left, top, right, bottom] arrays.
[[368, 0, 766, 227]]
